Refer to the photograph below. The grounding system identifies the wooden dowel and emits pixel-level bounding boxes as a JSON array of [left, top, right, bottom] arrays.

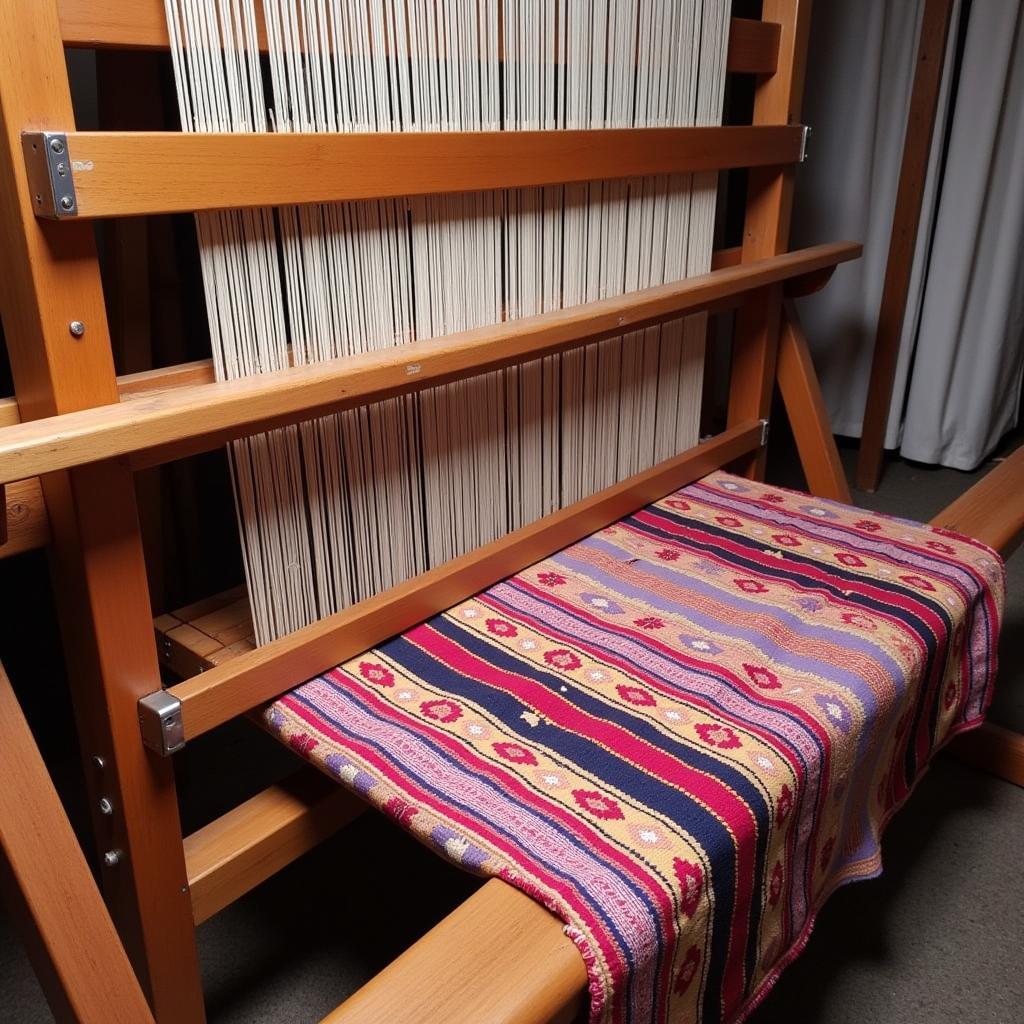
[[165, 421, 765, 741], [44, 125, 807, 220], [0, 242, 860, 486]]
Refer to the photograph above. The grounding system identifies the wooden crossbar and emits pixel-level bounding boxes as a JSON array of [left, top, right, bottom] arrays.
[[162, 420, 764, 741], [0, 241, 859, 487], [36, 125, 806, 220], [930, 447, 1024, 558], [57, 4, 781, 77]]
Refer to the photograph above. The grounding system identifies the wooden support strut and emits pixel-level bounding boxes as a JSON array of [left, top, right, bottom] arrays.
[[856, 0, 955, 492], [727, 0, 813, 482], [0, 662, 155, 1024], [0, 0, 204, 1018]]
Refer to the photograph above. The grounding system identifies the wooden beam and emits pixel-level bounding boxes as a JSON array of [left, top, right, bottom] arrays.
[[184, 770, 364, 925], [164, 421, 764, 741], [43, 125, 807, 220], [0, 0, 203, 1016], [323, 878, 585, 1024], [929, 447, 1024, 558], [0, 255, 749, 562], [776, 300, 852, 503], [727, 0, 813, 481], [57, 3, 781, 77], [0, 242, 861, 486], [0, 663, 155, 1024], [856, 0, 955, 492]]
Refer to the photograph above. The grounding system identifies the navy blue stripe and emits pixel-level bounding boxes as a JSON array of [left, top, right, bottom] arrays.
[[400, 615, 766, 1018], [290, 682, 650, 985]]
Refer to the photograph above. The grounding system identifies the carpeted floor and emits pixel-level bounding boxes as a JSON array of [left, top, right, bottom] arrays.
[[2, 445, 1022, 1023]]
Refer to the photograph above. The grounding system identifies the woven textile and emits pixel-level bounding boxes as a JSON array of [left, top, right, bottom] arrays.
[[265, 472, 1004, 1023]]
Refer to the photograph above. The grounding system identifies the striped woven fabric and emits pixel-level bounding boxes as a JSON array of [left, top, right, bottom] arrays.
[[265, 471, 1004, 1024]]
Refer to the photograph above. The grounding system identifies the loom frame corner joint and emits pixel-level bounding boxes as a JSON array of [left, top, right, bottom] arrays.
[[21, 130, 78, 219], [138, 690, 185, 757]]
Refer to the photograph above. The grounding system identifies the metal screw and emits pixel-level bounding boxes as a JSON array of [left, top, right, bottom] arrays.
[[98, 797, 114, 816], [49, 137, 65, 155], [59, 195, 74, 212], [92, 755, 106, 770], [103, 849, 123, 868], [56, 161, 67, 177], [69, 320, 85, 337]]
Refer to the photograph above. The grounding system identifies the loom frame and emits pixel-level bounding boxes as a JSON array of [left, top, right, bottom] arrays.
[[1, 1, 1020, 1021]]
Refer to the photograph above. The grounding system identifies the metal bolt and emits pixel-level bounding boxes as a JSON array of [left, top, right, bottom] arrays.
[[92, 755, 106, 770], [98, 797, 114, 816], [69, 320, 85, 337], [103, 849, 123, 868], [56, 161, 67, 177], [59, 195, 74, 212], [49, 137, 65, 155]]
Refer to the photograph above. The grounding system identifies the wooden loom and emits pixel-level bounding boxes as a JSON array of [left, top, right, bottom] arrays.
[[0, 1, 1021, 1021]]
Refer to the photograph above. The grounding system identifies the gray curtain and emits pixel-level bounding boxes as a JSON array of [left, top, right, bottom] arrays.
[[792, 0, 1024, 471]]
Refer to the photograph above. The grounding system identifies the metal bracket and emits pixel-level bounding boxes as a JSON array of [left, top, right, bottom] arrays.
[[21, 131, 78, 218], [138, 690, 185, 757], [759, 418, 771, 446], [798, 125, 811, 163]]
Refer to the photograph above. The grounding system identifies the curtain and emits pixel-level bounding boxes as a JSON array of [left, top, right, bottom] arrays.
[[792, 0, 1024, 471]]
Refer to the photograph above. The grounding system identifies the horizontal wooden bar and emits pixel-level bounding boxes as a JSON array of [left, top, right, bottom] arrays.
[[167, 420, 764, 740], [0, 242, 861, 486], [0, 252, 739, 431], [0, 250, 743, 561], [184, 769, 364, 925], [323, 878, 585, 1024], [58, 4, 781, 77], [929, 446, 1024, 558], [54, 125, 805, 220]]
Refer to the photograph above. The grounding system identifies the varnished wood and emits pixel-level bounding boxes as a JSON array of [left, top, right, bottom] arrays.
[[0, 0, 204, 1017], [930, 451, 1024, 788], [325, 878, 586, 1024], [0, 663, 155, 1024], [0, 256, 755, 562], [929, 447, 1024, 558], [776, 301, 852, 503], [727, 0, 813, 480], [0, 478, 49, 558], [185, 770, 364, 925], [54, 126, 806, 220], [154, 587, 255, 677], [856, 0, 955, 492], [0, 242, 862, 486], [950, 723, 1024, 790], [165, 421, 764, 740], [57, 2, 781, 78]]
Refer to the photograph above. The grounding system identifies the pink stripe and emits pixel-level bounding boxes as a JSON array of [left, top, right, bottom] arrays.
[[278, 691, 629, 987]]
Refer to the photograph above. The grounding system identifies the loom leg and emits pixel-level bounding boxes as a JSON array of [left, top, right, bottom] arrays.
[[777, 300, 852, 503]]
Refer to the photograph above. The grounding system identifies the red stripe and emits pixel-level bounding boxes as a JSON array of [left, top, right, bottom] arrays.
[[410, 621, 760, 1013]]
